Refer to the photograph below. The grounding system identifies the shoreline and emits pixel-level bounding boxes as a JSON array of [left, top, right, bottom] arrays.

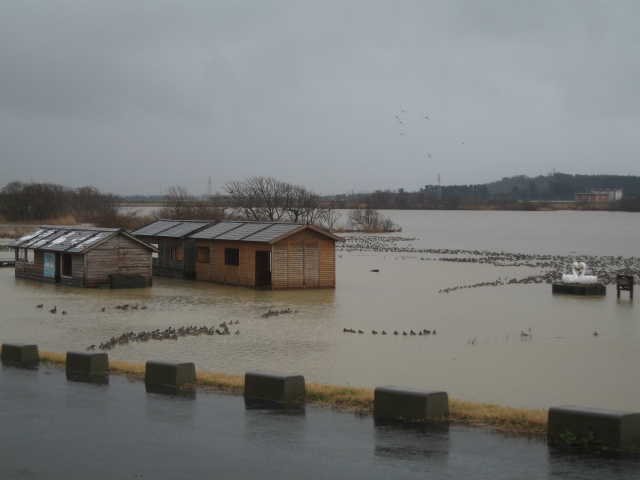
[[35, 349, 548, 438]]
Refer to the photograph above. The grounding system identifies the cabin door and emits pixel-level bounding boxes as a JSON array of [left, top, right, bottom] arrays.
[[43, 252, 58, 282], [255, 251, 271, 287]]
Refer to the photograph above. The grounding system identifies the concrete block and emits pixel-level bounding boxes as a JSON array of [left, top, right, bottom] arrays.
[[66, 351, 109, 375], [244, 371, 306, 402], [145, 360, 196, 387], [374, 386, 449, 421], [1, 343, 39, 363], [548, 405, 640, 447]]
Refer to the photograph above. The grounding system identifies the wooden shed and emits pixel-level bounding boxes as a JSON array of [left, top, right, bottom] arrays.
[[9, 226, 157, 288], [130, 219, 216, 279], [190, 221, 345, 289]]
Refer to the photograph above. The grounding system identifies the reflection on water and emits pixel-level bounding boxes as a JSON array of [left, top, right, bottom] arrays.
[[1, 211, 638, 411], [374, 418, 450, 462]]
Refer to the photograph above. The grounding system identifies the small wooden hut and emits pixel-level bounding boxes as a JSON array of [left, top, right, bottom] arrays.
[[9, 226, 157, 288], [190, 221, 345, 289], [130, 220, 216, 279]]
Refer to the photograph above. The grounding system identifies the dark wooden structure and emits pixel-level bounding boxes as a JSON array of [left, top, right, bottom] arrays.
[[190, 221, 344, 289], [9, 226, 157, 288], [616, 275, 634, 299], [552, 283, 606, 296], [131, 220, 216, 279]]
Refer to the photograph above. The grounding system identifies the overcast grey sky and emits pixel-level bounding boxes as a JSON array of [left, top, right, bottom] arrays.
[[1, 1, 638, 196]]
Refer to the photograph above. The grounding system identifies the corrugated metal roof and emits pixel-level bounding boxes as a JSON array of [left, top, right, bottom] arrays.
[[189, 221, 307, 242], [242, 223, 303, 242], [67, 231, 115, 253], [131, 220, 215, 238], [189, 221, 245, 240], [214, 223, 277, 241], [130, 220, 181, 236], [8, 226, 137, 254], [11, 229, 61, 248], [156, 221, 214, 238], [45, 231, 95, 251]]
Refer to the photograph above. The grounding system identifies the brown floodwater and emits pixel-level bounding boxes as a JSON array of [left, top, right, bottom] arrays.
[[1, 210, 638, 411]]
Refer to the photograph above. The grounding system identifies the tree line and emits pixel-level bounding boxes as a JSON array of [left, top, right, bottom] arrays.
[[329, 173, 639, 211], [2, 172, 637, 232], [486, 173, 640, 201], [0, 178, 400, 233], [0, 181, 120, 224]]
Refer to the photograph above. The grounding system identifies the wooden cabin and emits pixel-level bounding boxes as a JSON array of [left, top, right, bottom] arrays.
[[130, 220, 216, 279], [190, 221, 345, 289], [9, 226, 157, 288]]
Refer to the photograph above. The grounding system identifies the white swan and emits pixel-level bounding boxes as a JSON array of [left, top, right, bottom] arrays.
[[576, 262, 598, 284], [562, 262, 580, 283]]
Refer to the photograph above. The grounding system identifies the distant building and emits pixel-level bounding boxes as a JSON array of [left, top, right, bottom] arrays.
[[575, 189, 624, 203]]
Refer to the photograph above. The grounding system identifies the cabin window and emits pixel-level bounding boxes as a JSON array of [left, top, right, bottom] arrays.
[[16, 248, 34, 264], [151, 243, 159, 259], [196, 246, 210, 263], [171, 245, 184, 261], [225, 248, 239, 266], [61, 253, 72, 277]]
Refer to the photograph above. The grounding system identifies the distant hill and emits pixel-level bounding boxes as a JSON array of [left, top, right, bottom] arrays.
[[485, 173, 640, 201]]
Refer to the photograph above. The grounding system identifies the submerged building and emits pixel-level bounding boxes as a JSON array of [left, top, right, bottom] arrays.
[[189, 221, 345, 289], [130, 219, 216, 279], [10, 226, 157, 288]]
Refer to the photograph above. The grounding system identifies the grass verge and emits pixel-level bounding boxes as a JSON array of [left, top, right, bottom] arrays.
[[34, 349, 547, 437]]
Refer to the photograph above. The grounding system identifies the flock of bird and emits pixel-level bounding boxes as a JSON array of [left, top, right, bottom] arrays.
[[88, 321, 240, 351], [261, 308, 296, 318], [87, 306, 302, 350], [111, 304, 147, 311], [36, 303, 154, 316], [337, 235, 639, 292], [344, 327, 437, 336], [33, 302, 242, 351], [36, 304, 67, 315], [32, 302, 298, 351], [393, 107, 468, 159]]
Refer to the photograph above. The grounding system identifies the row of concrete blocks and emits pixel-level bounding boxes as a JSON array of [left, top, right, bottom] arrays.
[[3, 343, 640, 447]]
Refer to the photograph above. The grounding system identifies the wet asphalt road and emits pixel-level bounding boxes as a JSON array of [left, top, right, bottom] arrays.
[[1, 363, 639, 480]]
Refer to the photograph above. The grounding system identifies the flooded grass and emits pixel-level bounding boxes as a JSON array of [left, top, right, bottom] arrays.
[[33, 348, 547, 437], [448, 398, 547, 435]]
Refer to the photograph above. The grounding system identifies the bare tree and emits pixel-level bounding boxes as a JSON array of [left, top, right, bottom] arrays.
[[284, 185, 317, 222], [72, 186, 120, 223], [162, 186, 194, 219], [224, 176, 291, 222], [347, 206, 400, 232], [153, 186, 227, 221], [224, 176, 338, 229]]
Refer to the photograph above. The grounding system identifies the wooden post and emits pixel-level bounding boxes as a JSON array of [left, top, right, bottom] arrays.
[[616, 275, 634, 299]]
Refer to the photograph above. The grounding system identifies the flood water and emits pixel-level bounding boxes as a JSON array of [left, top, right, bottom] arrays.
[[1, 210, 638, 412]]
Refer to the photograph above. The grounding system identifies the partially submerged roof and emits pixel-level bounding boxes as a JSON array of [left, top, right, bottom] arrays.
[[190, 221, 345, 244], [9, 226, 158, 254], [130, 220, 216, 239]]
